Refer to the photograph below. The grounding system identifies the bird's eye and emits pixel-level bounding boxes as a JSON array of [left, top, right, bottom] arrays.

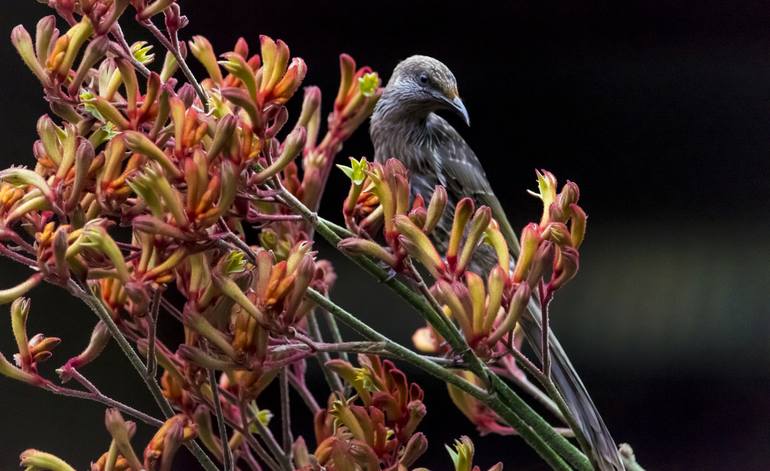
[[419, 73, 429, 85]]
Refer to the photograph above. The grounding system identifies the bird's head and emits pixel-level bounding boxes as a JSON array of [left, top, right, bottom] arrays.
[[384, 55, 470, 126]]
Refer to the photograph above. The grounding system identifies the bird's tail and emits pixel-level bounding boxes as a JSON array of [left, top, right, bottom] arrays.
[[518, 298, 625, 471]]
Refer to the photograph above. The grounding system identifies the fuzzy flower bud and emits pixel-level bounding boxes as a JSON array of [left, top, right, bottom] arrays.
[[395, 215, 445, 278], [447, 198, 474, 262], [19, 449, 76, 471], [0, 273, 43, 305], [104, 409, 142, 470], [254, 126, 306, 183], [512, 223, 540, 283], [123, 131, 182, 180], [424, 185, 447, 234], [11, 25, 50, 87], [487, 282, 530, 345], [456, 206, 492, 274]]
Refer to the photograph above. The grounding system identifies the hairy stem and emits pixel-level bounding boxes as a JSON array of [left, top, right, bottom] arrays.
[[206, 346, 234, 471], [305, 309, 344, 393], [286, 372, 321, 415], [245, 402, 292, 471], [141, 19, 209, 111], [279, 369, 293, 455], [46, 376, 163, 427]]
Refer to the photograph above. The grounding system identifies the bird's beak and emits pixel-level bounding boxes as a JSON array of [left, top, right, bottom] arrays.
[[448, 95, 470, 126]]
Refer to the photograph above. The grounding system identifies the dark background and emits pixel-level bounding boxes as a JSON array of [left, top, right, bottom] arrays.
[[1, 1, 769, 469]]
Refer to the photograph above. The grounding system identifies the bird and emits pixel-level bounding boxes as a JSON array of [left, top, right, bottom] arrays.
[[370, 55, 624, 471]]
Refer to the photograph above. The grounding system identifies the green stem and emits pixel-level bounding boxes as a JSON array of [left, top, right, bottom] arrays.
[[305, 309, 345, 393], [206, 344, 233, 471], [507, 344, 594, 464], [70, 281, 219, 471], [319, 307, 349, 363]]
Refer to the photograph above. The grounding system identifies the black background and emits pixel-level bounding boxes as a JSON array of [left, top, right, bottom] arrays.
[[1, 1, 770, 469]]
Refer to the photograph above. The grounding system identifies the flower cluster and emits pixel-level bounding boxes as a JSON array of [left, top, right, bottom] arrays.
[[337, 159, 588, 436], [310, 355, 427, 470]]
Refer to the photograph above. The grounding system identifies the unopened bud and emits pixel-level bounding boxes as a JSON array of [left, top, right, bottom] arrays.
[[424, 185, 447, 234], [0, 273, 43, 305], [558, 180, 580, 211], [12, 24, 50, 86], [137, 0, 176, 20], [488, 282, 530, 345], [123, 131, 181, 179], [481, 265, 506, 335], [402, 400, 427, 438], [177, 344, 236, 371], [456, 206, 492, 274], [69, 35, 109, 93], [512, 223, 540, 283], [219, 52, 257, 100], [569, 203, 587, 249], [254, 126, 306, 183], [133, 215, 192, 241], [526, 241, 553, 288], [34, 16, 58, 67], [447, 198, 474, 262], [19, 449, 76, 471], [435, 280, 473, 337], [335, 54, 356, 109], [65, 139, 95, 210], [57, 19, 94, 77], [220, 87, 260, 126], [104, 409, 143, 471], [213, 274, 266, 324], [58, 321, 109, 381], [400, 432, 429, 468], [89, 95, 130, 129], [272, 57, 307, 104], [206, 114, 236, 162], [394, 215, 444, 277]]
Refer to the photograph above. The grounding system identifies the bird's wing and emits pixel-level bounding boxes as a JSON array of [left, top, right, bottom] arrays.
[[429, 115, 521, 256]]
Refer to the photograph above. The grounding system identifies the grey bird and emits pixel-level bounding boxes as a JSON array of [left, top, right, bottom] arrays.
[[370, 55, 624, 471]]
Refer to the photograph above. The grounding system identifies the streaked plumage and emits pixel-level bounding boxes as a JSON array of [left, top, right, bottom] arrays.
[[371, 55, 624, 471]]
